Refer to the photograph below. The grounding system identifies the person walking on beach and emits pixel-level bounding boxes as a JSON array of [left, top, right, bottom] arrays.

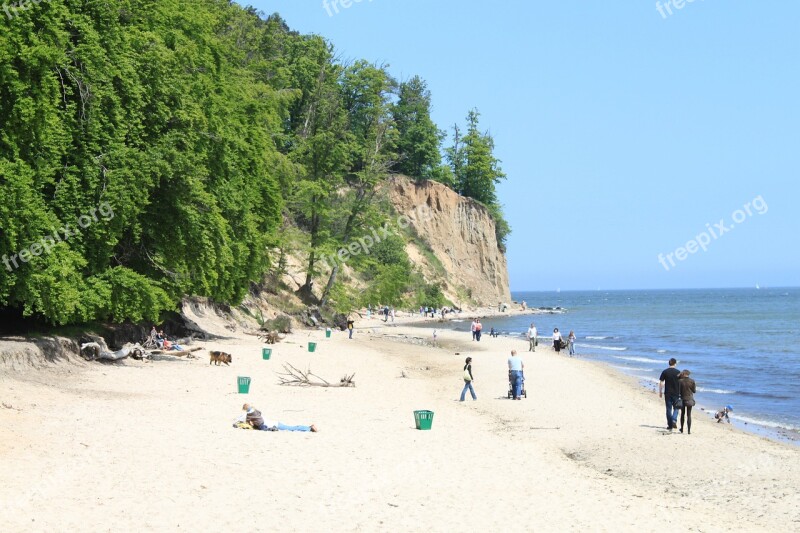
[[508, 350, 524, 400], [475, 319, 483, 341], [460, 357, 477, 401], [567, 330, 576, 356], [347, 318, 355, 339], [659, 358, 682, 431], [471, 319, 478, 341], [678, 370, 696, 434], [553, 328, 563, 353], [527, 323, 538, 352]]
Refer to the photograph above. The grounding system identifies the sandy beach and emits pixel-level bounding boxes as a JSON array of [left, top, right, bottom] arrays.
[[1, 317, 799, 532]]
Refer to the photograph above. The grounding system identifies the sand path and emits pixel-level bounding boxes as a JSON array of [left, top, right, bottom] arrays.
[[1, 324, 798, 532]]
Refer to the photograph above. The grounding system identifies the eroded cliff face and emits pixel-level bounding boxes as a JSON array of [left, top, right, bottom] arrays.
[[387, 176, 511, 307]]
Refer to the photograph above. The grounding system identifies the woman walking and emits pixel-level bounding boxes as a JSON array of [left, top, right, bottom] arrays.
[[679, 370, 697, 434], [460, 357, 477, 401], [567, 330, 576, 356], [553, 328, 563, 353]]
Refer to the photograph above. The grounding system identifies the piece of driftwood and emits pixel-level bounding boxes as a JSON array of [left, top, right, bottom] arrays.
[[258, 331, 283, 344], [80, 341, 147, 361], [148, 346, 202, 357], [276, 363, 355, 388]]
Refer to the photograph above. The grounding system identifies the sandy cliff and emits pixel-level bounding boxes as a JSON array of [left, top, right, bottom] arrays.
[[387, 176, 511, 307]]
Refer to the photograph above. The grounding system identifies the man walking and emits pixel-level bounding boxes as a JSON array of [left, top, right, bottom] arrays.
[[508, 350, 524, 400], [659, 358, 682, 430], [527, 323, 538, 352]]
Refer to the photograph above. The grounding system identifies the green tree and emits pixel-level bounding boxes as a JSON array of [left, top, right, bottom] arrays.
[[393, 76, 443, 181]]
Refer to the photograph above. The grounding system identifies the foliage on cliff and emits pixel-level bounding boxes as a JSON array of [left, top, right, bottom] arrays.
[[0, 1, 508, 325]]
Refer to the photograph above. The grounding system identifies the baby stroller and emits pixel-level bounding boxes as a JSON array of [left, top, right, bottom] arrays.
[[507, 370, 527, 399]]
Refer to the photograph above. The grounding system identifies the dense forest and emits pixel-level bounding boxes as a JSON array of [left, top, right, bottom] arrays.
[[0, 0, 508, 326]]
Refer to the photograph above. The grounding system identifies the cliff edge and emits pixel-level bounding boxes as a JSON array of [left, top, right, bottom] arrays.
[[387, 176, 512, 307]]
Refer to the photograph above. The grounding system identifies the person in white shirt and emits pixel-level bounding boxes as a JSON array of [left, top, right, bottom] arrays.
[[553, 328, 563, 353], [526, 323, 538, 352], [507, 350, 524, 400]]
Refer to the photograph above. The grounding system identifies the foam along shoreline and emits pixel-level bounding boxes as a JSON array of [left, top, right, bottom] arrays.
[[1, 322, 799, 531]]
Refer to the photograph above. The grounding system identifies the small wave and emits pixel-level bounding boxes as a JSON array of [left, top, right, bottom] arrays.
[[635, 375, 660, 384], [697, 387, 736, 395], [579, 344, 627, 352], [724, 414, 800, 432], [586, 336, 614, 340], [611, 365, 649, 372], [657, 349, 667, 354], [613, 356, 662, 364]]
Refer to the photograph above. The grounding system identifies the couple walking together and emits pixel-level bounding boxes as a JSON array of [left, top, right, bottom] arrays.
[[659, 358, 697, 434]]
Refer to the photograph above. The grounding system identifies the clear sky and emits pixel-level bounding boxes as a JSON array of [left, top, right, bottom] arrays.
[[248, 0, 799, 291]]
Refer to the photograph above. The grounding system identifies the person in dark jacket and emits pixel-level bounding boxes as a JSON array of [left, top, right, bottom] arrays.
[[460, 357, 477, 401], [678, 370, 697, 434]]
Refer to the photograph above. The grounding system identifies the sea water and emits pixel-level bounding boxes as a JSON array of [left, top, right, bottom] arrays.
[[432, 288, 800, 440]]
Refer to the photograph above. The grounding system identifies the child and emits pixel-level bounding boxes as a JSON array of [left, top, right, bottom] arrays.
[[715, 405, 733, 423]]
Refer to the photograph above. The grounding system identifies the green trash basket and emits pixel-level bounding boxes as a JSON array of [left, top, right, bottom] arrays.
[[414, 410, 434, 430], [308, 342, 317, 353], [262, 347, 272, 360], [325, 329, 331, 338], [238, 376, 251, 394]]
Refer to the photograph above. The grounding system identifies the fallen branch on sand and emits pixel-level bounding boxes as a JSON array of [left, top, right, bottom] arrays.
[[148, 346, 202, 357], [276, 363, 355, 388], [81, 341, 147, 361]]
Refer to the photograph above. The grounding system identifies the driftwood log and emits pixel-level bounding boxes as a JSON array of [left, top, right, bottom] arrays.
[[80, 341, 147, 361], [258, 331, 283, 344], [276, 363, 355, 388], [148, 346, 202, 357]]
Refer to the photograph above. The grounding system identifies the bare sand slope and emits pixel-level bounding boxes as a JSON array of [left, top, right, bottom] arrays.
[[1, 325, 798, 532]]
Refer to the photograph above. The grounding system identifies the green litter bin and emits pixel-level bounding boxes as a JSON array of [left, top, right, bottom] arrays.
[[238, 376, 251, 394], [308, 342, 317, 353], [262, 347, 272, 360], [325, 328, 331, 338], [414, 410, 434, 430]]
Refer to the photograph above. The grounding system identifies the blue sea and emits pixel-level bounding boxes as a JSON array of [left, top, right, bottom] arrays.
[[440, 288, 800, 440]]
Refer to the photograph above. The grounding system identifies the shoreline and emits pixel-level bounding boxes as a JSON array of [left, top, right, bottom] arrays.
[[1, 321, 798, 531], [395, 315, 800, 447]]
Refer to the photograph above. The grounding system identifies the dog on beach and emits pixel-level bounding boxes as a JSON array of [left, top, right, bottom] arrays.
[[209, 351, 233, 366]]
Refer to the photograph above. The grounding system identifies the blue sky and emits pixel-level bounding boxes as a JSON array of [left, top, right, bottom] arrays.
[[249, 1, 799, 291]]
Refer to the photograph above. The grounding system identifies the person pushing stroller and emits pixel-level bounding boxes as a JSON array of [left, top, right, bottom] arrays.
[[508, 350, 525, 400]]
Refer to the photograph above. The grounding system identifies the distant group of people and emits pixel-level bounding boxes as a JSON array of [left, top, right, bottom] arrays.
[[524, 323, 576, 356]]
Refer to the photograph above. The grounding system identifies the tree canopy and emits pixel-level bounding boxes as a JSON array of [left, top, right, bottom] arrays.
[[0, 1, 511, 325]]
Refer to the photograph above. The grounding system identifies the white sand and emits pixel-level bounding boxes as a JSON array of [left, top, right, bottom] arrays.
[[1, 320, 798, 532]]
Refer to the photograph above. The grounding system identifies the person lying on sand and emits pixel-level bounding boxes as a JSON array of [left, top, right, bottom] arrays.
[[236, 404, 318, 432]]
